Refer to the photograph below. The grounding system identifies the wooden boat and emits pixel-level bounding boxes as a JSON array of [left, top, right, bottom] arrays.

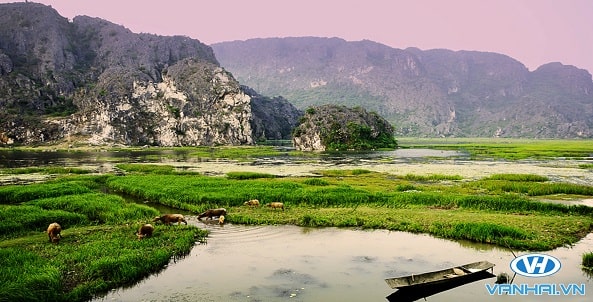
[[385, 260, 495, 290], [386, 269, 496, 302]]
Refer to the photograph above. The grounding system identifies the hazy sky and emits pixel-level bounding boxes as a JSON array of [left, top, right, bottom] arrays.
[[3, 0, 592, 73]]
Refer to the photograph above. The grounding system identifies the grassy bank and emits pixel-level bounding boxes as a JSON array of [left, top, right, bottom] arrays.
[[0, 176, 206, 302], [107, 167, 593, 251]]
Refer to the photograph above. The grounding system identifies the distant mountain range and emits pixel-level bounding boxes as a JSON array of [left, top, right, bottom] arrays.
[[213, 37, 593, 138]]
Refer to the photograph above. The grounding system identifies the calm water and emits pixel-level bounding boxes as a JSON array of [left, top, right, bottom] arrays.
[[0, 148, 464, 169], [92, 221, 593, 302]]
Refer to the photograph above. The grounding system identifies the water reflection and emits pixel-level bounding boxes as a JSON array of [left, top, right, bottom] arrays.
[[92, 223, 593, 302], [0, 148, 465, 169]]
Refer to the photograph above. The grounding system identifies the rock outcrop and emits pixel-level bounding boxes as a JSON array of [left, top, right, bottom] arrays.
[[292, 105, 396, 151]]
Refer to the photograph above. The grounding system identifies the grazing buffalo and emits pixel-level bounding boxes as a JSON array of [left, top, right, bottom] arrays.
[[197, 208, 227, 220], [153, 214, 187, 225], [47, 222, 62, 243], [137, 224, 154, 240], [266, 202, 284, 211], [244, 199, 260, 207]]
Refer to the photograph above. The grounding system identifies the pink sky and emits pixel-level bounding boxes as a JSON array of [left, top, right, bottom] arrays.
[[2, 0, 593, 74]]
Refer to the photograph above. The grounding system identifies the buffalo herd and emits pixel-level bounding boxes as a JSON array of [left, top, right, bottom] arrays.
[[46, 199, 285, 243]]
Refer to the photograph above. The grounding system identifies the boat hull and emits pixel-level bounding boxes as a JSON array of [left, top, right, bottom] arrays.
[[385, 260, 495, 289], [386, 269, 496, 302]]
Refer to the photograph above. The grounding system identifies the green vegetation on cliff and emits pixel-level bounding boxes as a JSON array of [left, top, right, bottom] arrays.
[[292, 105, 397, 151]]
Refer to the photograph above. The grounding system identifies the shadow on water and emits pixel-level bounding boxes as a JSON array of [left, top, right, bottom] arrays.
[[386, 270, 496, 302]]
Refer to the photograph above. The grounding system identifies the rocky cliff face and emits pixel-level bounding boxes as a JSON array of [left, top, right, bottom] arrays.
[[58, 58, 254, 146], [0, 3, 299, 146], [213, 38, 593, 138], [243, 86, 303, 141]]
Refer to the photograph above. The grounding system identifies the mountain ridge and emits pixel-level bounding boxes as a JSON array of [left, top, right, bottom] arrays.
[[212, 37, 593, 138]]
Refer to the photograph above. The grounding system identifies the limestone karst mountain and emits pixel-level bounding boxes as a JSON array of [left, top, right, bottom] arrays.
[[212, 37, 593, 138], [0, 2, 300, 146]]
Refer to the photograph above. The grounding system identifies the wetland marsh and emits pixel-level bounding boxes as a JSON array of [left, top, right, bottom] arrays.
[[1, 139, 593, 301]]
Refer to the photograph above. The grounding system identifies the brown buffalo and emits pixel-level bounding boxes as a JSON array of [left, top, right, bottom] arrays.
[[266, 202, 284, 211], [47, 222, 62, 243], [137, 224, 154, 240], [153, 214, 187, 225], [197, 208, 227, 220], [244, 199, 260, 207]]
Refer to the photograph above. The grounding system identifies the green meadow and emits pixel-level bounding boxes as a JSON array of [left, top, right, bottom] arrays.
[[0, 176, 206, 302], [1, 138, 593, 301]]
